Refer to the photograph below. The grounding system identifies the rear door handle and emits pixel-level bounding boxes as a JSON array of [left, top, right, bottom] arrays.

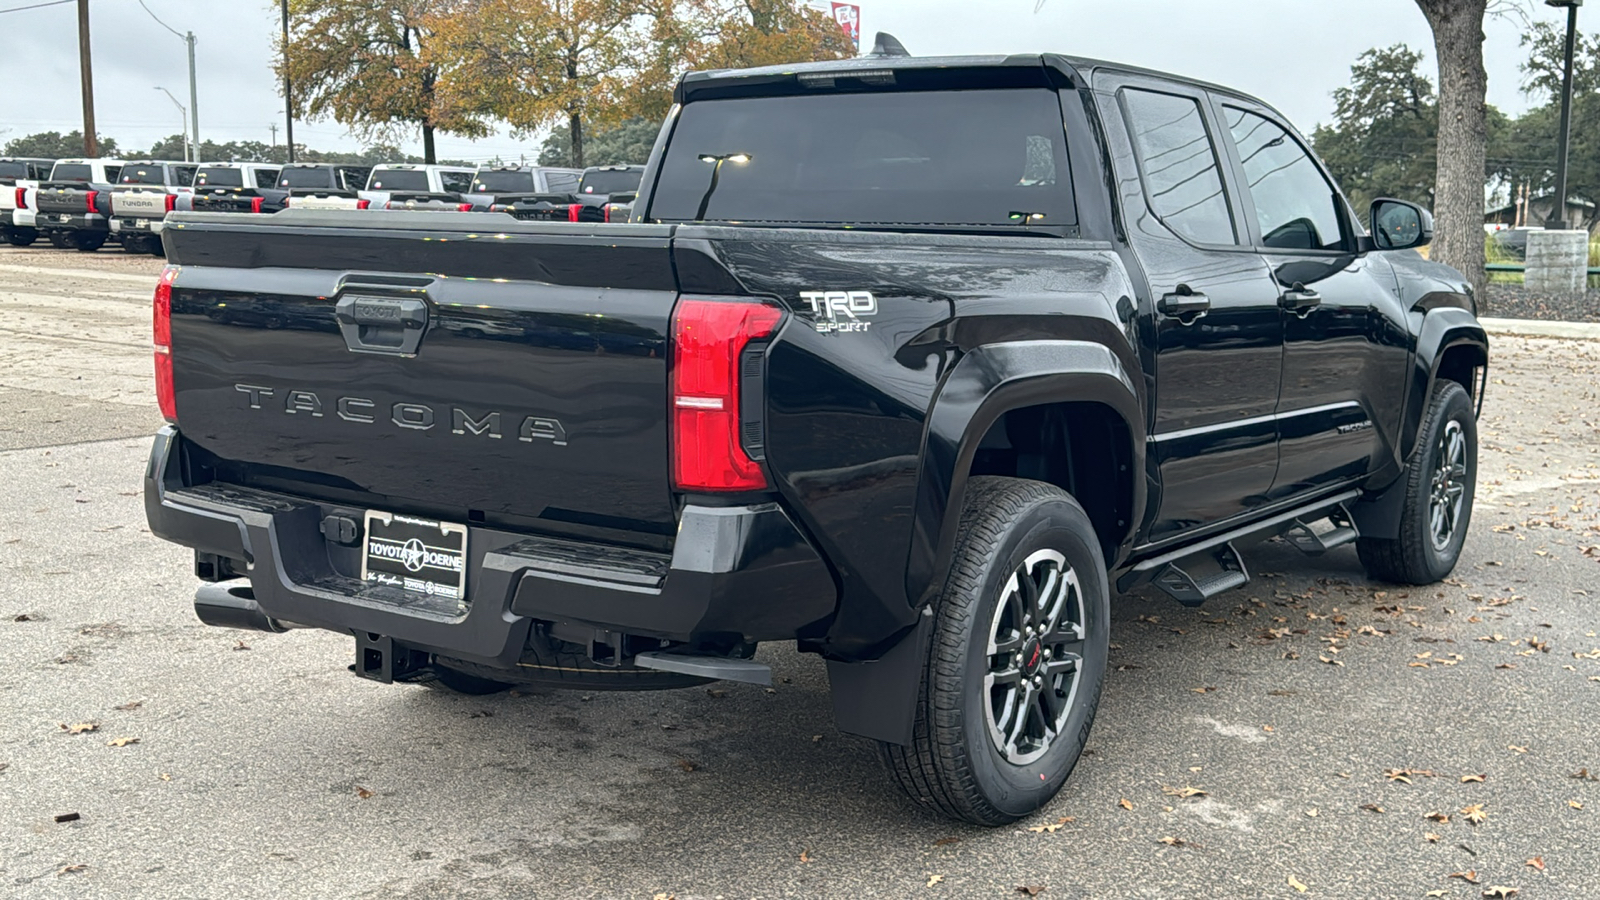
[[1279, 286, 1321, 313], [1158, 287, 1211, 320]]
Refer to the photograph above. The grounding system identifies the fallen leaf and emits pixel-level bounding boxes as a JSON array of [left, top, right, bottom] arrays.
[[1448, 870, 1480, 884], [1360, 803, 1386, 813], [53, 813, 80, 823], [1319, 655, 1344, 666], [1118, 798, 1133, 810], [1425, 832, 1441, 842], [1496, 664, 1518, 670], [1016, 887, 1046, 898], [1426, 811, 1451, 823], [355, 786, 374, 799], [1426, 892, 1448, 898], [1461, 803, 1488, 825], [706, 689, 728, 698], [799, 850, 812, 864], [1508, 745, 1529, 754], [233, 640, 251, 651], [676, 759, 697, 773], [933, 837, 961, 847], [927, 874, 944, 887], [1461, 774, 1486, 783], [106, 737, 139, 748], [1268, 689, 1297, 697], [1526, 857, 1545, 871], [56, 865, 87, 876], [1569, 800, 1584, 810], [1481, 888, 1518, 899], [1306, 808, 1319, 817], [1570, 768, 1598, 781], [1162, 785, 1207, 799], [1191, 686, 1218, 694], [1385, 769, 1413, 784], [60, 722, 98, 735], [112, 701, 142, 712], [1287, 875, 1308, 893]]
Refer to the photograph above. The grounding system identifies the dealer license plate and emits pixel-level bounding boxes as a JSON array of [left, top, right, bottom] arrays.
[[360, 511, 468, 600]]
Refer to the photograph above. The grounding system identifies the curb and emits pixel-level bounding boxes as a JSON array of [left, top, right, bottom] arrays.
[[1478, 317, 1600, 340]]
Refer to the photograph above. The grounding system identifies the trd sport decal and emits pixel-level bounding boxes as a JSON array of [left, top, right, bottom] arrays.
[[799, 291, 877, 333]]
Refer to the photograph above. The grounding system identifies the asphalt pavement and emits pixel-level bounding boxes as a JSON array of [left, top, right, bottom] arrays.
[[1, 243, 1598, 899]]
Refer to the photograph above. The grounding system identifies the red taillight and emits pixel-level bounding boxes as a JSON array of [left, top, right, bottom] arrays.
[[671, 299, 783, 492], [356, 199, 371, 210], [458, 203, 473, 212], [85, 190, 98, 213], [153, 266, 178, 424], [164, 193, 177, 213], [567, 203, 582, 223], [250, 197, 264, 213], [14, 187, 25, 210], [603, 205, 612, 223]]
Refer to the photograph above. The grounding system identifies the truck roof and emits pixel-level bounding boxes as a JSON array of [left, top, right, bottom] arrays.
[[676, 37, 1265, 110]]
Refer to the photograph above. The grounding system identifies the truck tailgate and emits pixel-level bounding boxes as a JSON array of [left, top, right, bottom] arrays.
[[162, 211, 681, 539], [112, 189, 170, 217]]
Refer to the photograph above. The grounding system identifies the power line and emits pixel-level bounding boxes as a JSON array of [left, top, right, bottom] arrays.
[[0, 0, 72, 14]]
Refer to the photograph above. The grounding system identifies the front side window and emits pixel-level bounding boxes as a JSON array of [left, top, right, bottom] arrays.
[[649, 89, 1074, 227], [1225, 107, 1346, 252], [1120, 88, 1235, 246]]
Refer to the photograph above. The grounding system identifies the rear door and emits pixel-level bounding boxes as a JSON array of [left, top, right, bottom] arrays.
[[1097, 75, 1285, 543], [1213, 98, 1409, 500]]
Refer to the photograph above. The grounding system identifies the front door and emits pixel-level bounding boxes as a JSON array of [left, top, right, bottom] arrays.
[[1214, 100, 1411, 501], [1098, 78, 1286, 544]]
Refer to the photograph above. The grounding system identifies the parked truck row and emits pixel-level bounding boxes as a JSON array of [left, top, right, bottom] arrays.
[[0, 156, 646, 255]]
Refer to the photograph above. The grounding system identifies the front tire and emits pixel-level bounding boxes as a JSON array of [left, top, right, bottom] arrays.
[[1358, 380, 1477, 584], [74, 232, 105, 252], [880, 477, 1110, 826]]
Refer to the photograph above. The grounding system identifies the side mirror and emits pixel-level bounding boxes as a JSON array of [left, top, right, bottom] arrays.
[[1370, 198, 1433, 251]]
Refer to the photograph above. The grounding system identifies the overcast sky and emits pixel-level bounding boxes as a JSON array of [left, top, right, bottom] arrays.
[[0, 0, 1577, 162]]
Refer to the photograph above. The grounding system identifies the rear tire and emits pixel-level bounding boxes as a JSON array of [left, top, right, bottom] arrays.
[[879, 476, 1110, 826], [8, 227, 39, 247], [1357, 380, 1477, 584], [74, 233, 105, 252]]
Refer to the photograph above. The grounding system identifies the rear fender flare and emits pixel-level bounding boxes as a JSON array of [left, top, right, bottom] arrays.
[[905, 340, 1146, 609]]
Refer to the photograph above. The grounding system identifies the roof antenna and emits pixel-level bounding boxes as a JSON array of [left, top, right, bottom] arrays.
[[867, 32, 911, 58]]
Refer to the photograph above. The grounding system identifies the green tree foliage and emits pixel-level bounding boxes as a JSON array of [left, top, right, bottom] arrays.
[[1517, 21, 1600, 229], [2, 131, 119, 158], [280, 0, 491, 164], [537, 118, 660, 167], [1312, 45, 1441, 211]]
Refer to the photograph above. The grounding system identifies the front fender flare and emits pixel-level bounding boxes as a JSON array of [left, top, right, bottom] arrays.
[[904, 340, 1146, 610], [1404, 307, 1489, 460]]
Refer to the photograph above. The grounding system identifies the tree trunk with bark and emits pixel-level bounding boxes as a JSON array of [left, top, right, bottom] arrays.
[[1415, 0, 1490, 305], [569, 110, 585, 169], [422, 123, 436, 164]]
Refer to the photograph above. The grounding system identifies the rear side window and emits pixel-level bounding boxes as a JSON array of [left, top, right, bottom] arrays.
[[195, 167, 244, 188], [1120, 89, 1236, 246], [175, 166, 197, 187], [544, 171, 580, 193], [440, 170, 473, 193], [254, 169, 280, 189], [650, 89, 1074, 227], [53, 164, 92, 182], [1223, 107, 1347, 252], [104, 166, 123, 184], [371, 169, 427, 191]]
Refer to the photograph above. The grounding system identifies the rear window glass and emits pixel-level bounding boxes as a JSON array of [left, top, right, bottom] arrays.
[[473, 171, 535, 193], [195, 167, 244, 188], [280, 167, 335, 188], [0, 161, 26, 179], [545, 171, 580, 192], [371, 169, 428, 191], [579, 169, 642, 195], [52, 164, 92, 182], [649, 89, 1074, 227], [120, 166, 169, 185]]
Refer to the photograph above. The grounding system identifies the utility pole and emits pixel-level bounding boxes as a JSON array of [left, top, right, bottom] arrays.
[[1544, 0, 1583, 230], [186, 31, 200, 157], [270, 122, 279, 150], [77, 0, 97, 157], [281, 0, 296, 163]]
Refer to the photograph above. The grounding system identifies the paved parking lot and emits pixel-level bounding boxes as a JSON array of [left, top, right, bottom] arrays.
[[2, 243, 1599, 898]]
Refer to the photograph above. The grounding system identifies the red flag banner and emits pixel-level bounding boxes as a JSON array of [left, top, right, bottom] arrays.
[[830, 2, 861, 48]]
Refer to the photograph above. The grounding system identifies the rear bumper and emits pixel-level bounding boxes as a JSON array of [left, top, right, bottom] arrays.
[[37, 212, 107, 232], [4, 209, 35, 228], [111, 216, 165, 234], [144, 427, 837, 669]]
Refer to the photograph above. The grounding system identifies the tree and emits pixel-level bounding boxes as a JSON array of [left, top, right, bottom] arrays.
[[3, 131, 118, 158], [538, 117, 661, 167], [429, 0, 661, 169], [1313, 46, 1441, 212], [280, 0, 490, 164], [1515, 20, 1600, 230]]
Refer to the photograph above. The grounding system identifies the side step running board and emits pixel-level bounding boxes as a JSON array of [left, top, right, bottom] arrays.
[[634, 651, 772, 686], [1151, 543, 1249, 607], [1282, 503, 1358, 555]]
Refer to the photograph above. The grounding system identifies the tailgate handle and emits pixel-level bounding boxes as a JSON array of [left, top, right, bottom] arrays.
[[334, 295, 429, 356]]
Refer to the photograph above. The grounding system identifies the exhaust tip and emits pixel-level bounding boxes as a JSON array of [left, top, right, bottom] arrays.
[[194, 580, 288, 633]]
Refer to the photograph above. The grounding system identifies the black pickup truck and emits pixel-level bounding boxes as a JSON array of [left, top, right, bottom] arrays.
[[35, 158, 124, 250], [145, 42, 1487, 825]]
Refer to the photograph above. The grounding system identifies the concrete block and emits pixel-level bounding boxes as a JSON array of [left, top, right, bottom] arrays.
[[1525, 229, 1590, 296]]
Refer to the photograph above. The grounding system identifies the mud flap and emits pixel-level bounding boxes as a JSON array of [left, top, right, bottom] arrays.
[[825, 607, 934, 746]]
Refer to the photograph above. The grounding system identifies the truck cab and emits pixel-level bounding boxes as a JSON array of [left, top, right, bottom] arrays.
[[34, 158, 126, 251], [185, 163, 285, 215], [360, 164, 476, 209], [279, 164, 373, 210], [0, 157, 55, 246], [110, 160, 198, 255], [460, 165, 583, 216]]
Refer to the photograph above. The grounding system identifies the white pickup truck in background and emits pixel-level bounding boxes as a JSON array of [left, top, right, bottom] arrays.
[[0, 157, 55, 246], [279, 164, 373, 210], [109, 161, 197, 255], [360, 163, 476, 208], [183, 163, 284, 215]]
